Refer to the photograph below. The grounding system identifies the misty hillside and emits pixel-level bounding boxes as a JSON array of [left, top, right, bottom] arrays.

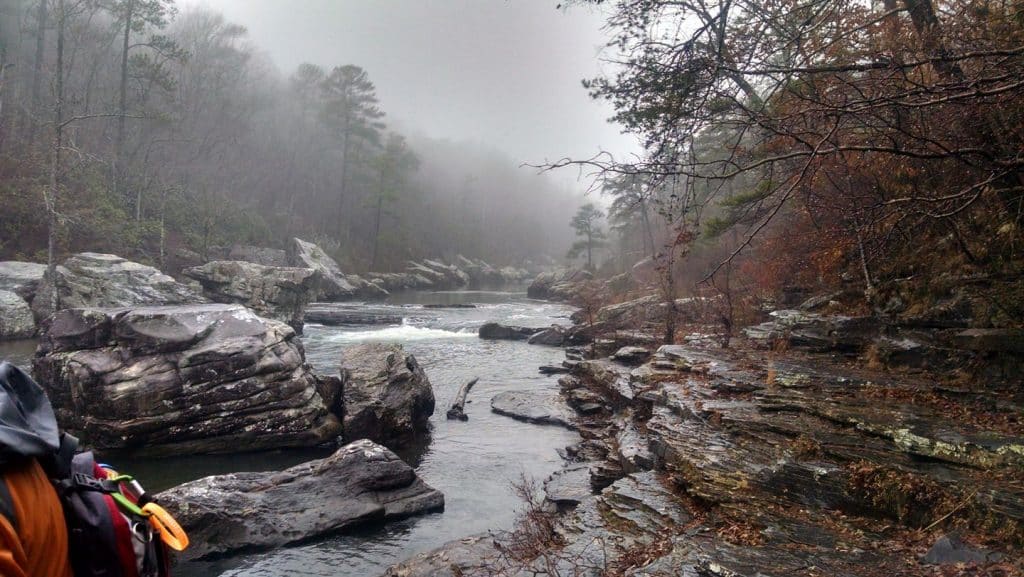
[[0, 1, 582, 271]]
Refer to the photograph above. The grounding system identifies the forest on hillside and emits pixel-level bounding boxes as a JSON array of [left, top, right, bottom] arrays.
[[0, 0, 581, 273], [570, 0, 1024, 329]]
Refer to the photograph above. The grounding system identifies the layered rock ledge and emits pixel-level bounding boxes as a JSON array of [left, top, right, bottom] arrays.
[[384, 340, 1024, 576]]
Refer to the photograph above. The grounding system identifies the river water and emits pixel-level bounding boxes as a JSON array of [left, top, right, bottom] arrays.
[[0, 290, 578, 576]]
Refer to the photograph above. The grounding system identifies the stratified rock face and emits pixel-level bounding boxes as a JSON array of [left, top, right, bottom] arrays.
[[288, 237, 358, 300], [33, 253, 205, 319], [184, 260, 321, 332], [744, 309, 879, 353], [158, 439, 444, 561], [0, 261, 47, 301], [340, 343, 435, 446], [0, 290, 35, 339], [33, 304, 341, 454]]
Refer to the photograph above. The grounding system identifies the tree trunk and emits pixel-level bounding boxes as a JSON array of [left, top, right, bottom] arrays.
[[43, 0, 66, 314], [27, 0, 47, 143], [116, 0, 135, 201], [446, 377, 479, 421], [372, 166, 386, 270]]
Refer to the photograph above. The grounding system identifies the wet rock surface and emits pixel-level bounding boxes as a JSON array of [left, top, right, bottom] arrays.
[[159, 439, 444, 562], [478, 322, 540, 341], [340, 343, 435, 447], [305, 304, 405, 326], [389, 336, 1024, 576], [184, 260, 321, 332], [33, 304, 340, 454]]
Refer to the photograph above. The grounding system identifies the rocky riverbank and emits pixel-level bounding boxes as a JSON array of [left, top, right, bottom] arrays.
[[384, 284, 1024, 576]]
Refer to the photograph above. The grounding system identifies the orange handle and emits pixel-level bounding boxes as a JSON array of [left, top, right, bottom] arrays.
[[141, 502, 189, 551]]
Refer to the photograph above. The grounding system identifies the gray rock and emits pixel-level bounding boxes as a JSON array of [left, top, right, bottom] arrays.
[[0, 261, 47, 300], [921, 534, 1002, 565], [0, 290, 36, 340], [340, 343, 435, 446], [954, 328, 1024, 353], [32, 253, 205, 320], [544, 464, 593, 509], [478, 322, 540, 341], [33, 304, 341, 454], [159, 439, 444, 562], [184, 260, 321, 332], [490, 391, 576, 430], [380, 533, 499, 577], [527, 268, 592, 301], [287, 238, 358, 300], [527, 325, 568, 346], [611, 346, 651, 365], [345, 273, 390, 300]]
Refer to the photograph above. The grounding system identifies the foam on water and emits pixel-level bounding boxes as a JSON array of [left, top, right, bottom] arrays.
[[322, 320, 477, 343]]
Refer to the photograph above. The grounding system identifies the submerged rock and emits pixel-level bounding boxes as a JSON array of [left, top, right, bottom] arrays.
[[33, 304, 340, 454], [159, 439, 444, 561], [340, 343, 435, 446], [184, 260, 321, 332], [32, 253, 205, 319], [0, 290, 35, 340], [478, 322, 540, 341]]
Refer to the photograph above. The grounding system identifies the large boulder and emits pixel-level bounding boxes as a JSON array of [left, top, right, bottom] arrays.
[[184, 260, 321, 332], [158, 439, 444, 561], [32, 304, 341, 455], [0, 290, 36, 340], [340, 343, 435, 446], [0, 261, 47, 301], [287, 238, 358, 300], [32, 253, 205, 320]]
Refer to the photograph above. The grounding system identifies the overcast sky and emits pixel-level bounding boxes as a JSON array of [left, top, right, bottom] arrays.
[[178, 0, 640, 169]]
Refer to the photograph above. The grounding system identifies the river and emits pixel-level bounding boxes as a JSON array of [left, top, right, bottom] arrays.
[[0, 290, 578, 577]]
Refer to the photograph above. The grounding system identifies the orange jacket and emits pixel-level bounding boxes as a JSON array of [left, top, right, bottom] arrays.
[[0, 459, 72, 577]]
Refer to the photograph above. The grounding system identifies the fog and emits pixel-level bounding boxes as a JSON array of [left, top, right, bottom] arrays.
[[180, 0, 639, 166], [0, 0, 638, 270]]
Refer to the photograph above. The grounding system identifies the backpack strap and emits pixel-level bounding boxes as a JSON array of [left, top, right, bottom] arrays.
[[0, 478, 17, 534], [41, 433, 78, 480]]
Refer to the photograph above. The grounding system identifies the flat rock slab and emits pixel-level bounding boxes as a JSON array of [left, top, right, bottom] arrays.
[[490, 391, 576, 430], [159, 439, 444, 561], [544, 464, 593, 508]]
